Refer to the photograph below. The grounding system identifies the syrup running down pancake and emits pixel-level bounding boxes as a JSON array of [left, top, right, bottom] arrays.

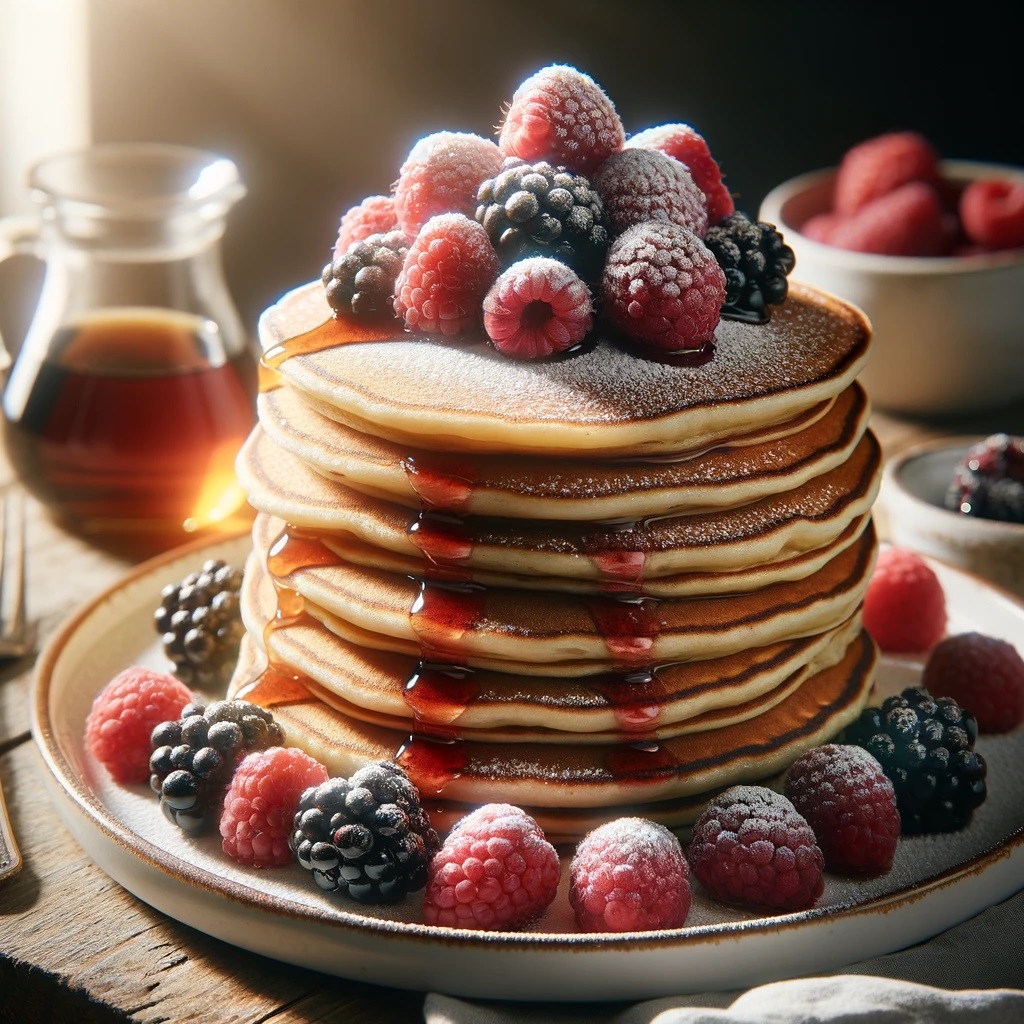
[[230, 278, 880, 840]]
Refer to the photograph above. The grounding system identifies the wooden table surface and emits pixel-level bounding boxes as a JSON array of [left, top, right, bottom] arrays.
[[2, 404, 1023, 1023]]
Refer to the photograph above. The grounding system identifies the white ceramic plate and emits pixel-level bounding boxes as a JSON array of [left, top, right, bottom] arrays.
[[32, 533, 1024, 1002]]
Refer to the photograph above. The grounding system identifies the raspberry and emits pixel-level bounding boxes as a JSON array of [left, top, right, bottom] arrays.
[[829, 182, 951, 257], [569, 817, 691, 932], [593, 149, 709, 238], [626, 123, 734, 225], [960, 178, 1024, 250], [85, 667, 193, 785], [862, 546, 947, 653], [833, 131, 941, 216], [333, 195, 399, 259], [498, 64, 625, 178], [922, 632, 1024, 734], [784, 745, 900, 876], [601, 220, 725, 352], [801, 212, 841, 243], [422, 803, 560, 930], [219, 746, 329, 867], [686, 786, 824, 912], [945, 433, 1024, 524], [393, 214, 499, 336], [393, 132, 503, 237], [482, 257, 593, 359]]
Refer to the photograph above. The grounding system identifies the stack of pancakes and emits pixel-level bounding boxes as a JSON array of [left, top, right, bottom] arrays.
[[229, 279, 881, 840]]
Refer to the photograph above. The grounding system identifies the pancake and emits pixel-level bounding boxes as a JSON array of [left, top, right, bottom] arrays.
[[232, 629, 877, 810], [257, 381, 870, 520], [237, 427, 881, 581], [258, 280, 871, 457], [247, 510, 877, 669]]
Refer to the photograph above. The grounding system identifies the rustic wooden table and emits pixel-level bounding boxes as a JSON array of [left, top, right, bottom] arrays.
[[2, 405, 1023, 1023]]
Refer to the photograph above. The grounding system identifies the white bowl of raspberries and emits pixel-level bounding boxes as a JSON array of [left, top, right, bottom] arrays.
[[759, 133, 1024, 417]]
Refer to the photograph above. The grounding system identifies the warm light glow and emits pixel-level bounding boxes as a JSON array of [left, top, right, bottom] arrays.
[[182, 440, 249, 534]]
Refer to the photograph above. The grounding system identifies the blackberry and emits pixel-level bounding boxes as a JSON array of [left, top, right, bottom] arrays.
[[944, 433, 1024, 524], [475, 158, 609, 280], [289, 761, 439, 903], [148, 699, 283, 832], [843, 686, 987, 834], [704, 212, 795, 324], [155, 559, 245, 688], [321, 229, 409, 317]]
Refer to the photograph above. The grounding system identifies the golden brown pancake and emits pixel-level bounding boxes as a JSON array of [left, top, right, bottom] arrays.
[[258, 281, 871, 457]]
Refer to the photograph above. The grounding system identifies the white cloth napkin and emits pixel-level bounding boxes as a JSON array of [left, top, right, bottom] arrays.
[[424, 888, 1024, 1023]]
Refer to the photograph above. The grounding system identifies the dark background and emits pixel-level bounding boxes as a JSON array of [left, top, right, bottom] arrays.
[[74, 0, 1024, 332]]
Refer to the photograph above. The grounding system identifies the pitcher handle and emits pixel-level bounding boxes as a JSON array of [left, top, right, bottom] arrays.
[[0, 215, 44, 372]]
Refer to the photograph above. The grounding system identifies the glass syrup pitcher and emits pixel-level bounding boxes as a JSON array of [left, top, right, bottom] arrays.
[[0, 143, 258, 558]]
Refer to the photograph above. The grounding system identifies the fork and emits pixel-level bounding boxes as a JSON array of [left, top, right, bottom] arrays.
[[0, 487, 28, 880]]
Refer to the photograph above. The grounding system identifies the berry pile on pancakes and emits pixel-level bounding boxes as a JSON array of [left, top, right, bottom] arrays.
[[228, 65, 881, 840]]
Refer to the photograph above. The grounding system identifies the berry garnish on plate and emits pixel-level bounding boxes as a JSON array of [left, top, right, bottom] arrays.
[[626, 122, 735, 225], [686, 785, 824, 913], [155, 559, 245, 689], [945, 433, 1024, 524], [483, 256, 593, 359], [220, 746, 329, 867], [333, 194, 399, 259], [784, 744, 900, 875], [422, 803, 559, 929], [85, 667, 193, 785], [498, 64, 624, 177], [148, 699, 284, 832], [290, 760, 438, 903], [843, 686, 987, 834], [922, 631, 1024, 734], [569, 817, 690, 932], [862, 546, 947, 653]]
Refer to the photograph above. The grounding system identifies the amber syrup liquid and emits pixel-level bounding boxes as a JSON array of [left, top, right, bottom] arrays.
[[3, 308, 258, 557]]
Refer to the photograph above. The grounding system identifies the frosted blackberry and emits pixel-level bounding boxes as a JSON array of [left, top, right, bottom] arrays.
[[704, 212, 795, 323], [843, 686, 987, 834], [155, 559, 245, 688], [475, 158, 609, 280], [945, 433, 1024, 524], [148, 699, 283, 832], [289, 761, 439, 903], [322, 229, 409, 317]]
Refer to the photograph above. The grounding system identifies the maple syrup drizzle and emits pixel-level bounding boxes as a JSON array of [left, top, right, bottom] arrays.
[[402, 453, 477, 512], [407, 512, 474, 581], [395, 733, 467, 796], [585, 593, 664, 668], [409, 579, 486, 662], [403, 663, 481, 728]]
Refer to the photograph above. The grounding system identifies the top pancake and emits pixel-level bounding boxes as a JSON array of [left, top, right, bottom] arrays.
[[258, 280, 872, 457]]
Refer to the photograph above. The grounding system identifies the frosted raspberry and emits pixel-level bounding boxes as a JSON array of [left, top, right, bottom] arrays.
[[393, 132, 503, 237], [482, 257, 593, 359], [602, 220, 725, 352], [922, 632, 1024, 734], [85, 667, 193, 784], [499, 64, 624, 177], [333, 195, 400, 259], [687, 786, 824, 912], [220, 746, 329, 867], [833, 131, 941, 216], [422, 803, 560, 930], [593, 149, 709, 238], [626, 124, 734, 225], [960, 178, 1024, 250], [393, 213, 499, 336], [569, 818, 690, 932], [863, 546, 947, 653], [784, 745, 900, 876], [828, 182, 951, 257]]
